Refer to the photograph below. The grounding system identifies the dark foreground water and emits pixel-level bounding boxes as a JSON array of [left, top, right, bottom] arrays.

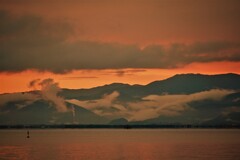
[[0, 129, 239, 160]]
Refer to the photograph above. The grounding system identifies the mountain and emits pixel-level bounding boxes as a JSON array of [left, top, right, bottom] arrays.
[[145, 73, 240, 94], [130, 91, 240, 125], [61, 73, 240, 100], [0, 100, 108, 125], [0, 73, 240, 125], [109, 118, 128, 125], [61, 83, 142, 101], [202, 112, 240, 126]]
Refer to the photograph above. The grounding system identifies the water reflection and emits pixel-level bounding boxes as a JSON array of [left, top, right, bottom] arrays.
[[0, 129, 239, 160]]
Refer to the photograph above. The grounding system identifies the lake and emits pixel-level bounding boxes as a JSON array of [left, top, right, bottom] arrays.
[[0, 129, 239, 160]]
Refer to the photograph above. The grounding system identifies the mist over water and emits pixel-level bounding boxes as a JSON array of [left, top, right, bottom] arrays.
[[0, 129, 239, 160]]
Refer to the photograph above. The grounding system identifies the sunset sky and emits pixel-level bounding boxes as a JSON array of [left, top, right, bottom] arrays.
[[1, 0, 240, 93]]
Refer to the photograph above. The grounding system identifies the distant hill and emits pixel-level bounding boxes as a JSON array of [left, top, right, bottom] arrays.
[[145, 73, 240, 94], [0, 100, 108, 125], [130, 91, 240, 125], [109, 118, 128, 125], [61, 73, 240, 100], [201, 112, 240, 126], [0, 73, 240, 125]]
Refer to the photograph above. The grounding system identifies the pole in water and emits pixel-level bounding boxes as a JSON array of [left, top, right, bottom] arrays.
[[27, 130, 30, 138]]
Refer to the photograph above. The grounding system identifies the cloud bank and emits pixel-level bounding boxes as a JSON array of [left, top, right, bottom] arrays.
[[34, 79, 68, 112], [67, 91, 128, 118], [0, 78, 68, 112], [0, 10, 240, 73], [128, 89, 234, 121], [67, 89, 234, 121]]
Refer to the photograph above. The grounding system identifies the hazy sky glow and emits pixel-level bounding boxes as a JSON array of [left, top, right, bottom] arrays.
[[0, 0, 240, 93]]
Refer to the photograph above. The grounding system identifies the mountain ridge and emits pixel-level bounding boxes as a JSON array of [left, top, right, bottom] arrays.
[[60, 73, 240, 100], [62, 73, 240, 91], [0, 73, 240, 125]]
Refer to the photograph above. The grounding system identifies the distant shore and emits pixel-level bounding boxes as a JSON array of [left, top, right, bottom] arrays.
[[0, 124, 239, 129]]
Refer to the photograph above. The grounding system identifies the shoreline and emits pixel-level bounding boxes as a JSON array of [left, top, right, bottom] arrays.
[[0, 124, 240, 129]]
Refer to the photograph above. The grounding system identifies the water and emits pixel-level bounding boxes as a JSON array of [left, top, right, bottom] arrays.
[[0, 129, 239, 160]]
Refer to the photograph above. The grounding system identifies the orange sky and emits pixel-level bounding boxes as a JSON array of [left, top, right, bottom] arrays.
[[1, 62, 240, 94], [0, 0, 240, 93]]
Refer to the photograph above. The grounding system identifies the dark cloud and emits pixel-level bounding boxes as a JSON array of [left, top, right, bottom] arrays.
[[103, 69, 147, 77], [28, 79, 41, 88], [63, 76, 98, 79], [0, 10, 240, 73]]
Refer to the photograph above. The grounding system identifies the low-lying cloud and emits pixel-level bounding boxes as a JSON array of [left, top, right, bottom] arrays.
[[0, 10, 240, 73], [32, 78, 68, 112], [67, 91, 127, 118], [67, 89, 234, 121], [128, 89, 234, 121], [0, 78, 68, 112]]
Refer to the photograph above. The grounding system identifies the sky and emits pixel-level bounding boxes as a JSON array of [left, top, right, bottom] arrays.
[[0, 0, 240, 93]]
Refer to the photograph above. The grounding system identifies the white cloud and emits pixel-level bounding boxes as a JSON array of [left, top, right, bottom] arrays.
[[67, 91, 127, 118], [38, 79, 68, 112], [67, 89, 234, 121], [0, 78, 70, 113], [128, 89, 234, 121], [67, 91, 121, 110]]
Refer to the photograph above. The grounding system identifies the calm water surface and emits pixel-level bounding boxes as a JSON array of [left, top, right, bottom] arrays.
[[0, 129, 239, 160]]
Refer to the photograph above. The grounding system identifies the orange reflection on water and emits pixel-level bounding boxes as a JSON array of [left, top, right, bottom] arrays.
[[0, 129, 240, 160]]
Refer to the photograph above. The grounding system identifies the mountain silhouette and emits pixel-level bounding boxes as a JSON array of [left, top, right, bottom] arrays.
[[0, 73, 239, 125]]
